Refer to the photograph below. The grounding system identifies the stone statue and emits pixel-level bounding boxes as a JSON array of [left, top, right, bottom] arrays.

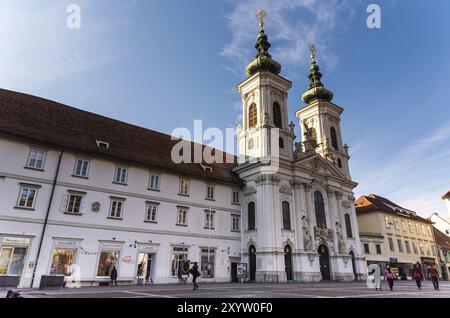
[[338, 237, 346, 254], [303, 230, 313, 251]]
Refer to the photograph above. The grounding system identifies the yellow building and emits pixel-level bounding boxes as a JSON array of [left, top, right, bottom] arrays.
[[355, 194, 438, 278]]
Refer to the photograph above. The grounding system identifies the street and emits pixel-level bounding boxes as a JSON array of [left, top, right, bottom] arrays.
[[6, 280, 450, 298]]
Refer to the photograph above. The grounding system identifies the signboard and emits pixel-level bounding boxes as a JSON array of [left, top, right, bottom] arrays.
[[237, 263, 247, 278], [2, 237, 30, 245], [122, 256, 132, 263]]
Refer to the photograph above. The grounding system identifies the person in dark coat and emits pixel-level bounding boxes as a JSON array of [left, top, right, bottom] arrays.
[[384, 265, 396, 291], [189, 262, 200, 290], [427, 264, 440, 291], [110, 265, 118, 286], [411, 263, 423, 290]]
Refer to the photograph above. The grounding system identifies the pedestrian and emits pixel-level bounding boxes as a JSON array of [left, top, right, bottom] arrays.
[[384, 265, 396, 291], [110, 265, 118, 286], [189, 262, 200, 290], [411, 264, 423, 290], [427, 264, 440, 291]]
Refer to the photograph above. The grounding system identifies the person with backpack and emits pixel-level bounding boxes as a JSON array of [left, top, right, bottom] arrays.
[[384, 265, 396, 291], [189, 262, 200, 290]]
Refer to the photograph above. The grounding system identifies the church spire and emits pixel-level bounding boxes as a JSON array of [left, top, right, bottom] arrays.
[[301, 44, 333, 104], [245, 10, 281, 77]]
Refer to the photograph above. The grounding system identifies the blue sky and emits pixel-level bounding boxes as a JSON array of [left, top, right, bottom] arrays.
[[0, 0, 449, 217]]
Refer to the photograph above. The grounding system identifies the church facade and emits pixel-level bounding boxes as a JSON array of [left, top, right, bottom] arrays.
[[235, 16, 366, 282], [0, 17, 366, 288]]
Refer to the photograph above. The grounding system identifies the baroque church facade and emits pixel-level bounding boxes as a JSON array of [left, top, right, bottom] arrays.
[[234, 17, 366, 282], [0, 16, 365, 288]]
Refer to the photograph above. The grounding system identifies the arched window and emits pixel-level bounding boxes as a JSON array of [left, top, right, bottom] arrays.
[[282, 201, 291, 230], [248, 103, 257, 129], [279, 137, 284, 149], [337, 158, 342, 168], [273, 102, 282, 129], [330, 127, 339, 150], [248, 202, 256, 230], [345, 214, 353, 238], [314, 191, 327, 228]]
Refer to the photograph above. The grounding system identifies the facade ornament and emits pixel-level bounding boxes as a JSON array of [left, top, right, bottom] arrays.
[[91, 201, 101, 212], [279, 184, 292, 194], [342, 200, 352, 208], [244, 186, 257, 196], [338, 237, 347, 254], [314, 226, 333, 245], [288, 121, 295, 134], [263, 111, 270, 126], [255, 174, 280, 185], [343, 144, 349, 156]]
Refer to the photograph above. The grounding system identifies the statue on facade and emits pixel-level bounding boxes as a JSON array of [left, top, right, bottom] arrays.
[[338, 237, 346, 254], [303, 230, 313, 251]]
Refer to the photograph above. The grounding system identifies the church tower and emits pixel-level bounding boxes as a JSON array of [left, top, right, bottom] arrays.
[[237, 10, 294, 163], [295, 46, 351, 179]]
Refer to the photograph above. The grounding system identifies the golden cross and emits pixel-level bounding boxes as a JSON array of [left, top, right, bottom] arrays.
[[309, 43, 316, 60], [256, 9, 267, 30]]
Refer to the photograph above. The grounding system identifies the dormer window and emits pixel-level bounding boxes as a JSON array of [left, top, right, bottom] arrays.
[[96, 140, 110, 149]]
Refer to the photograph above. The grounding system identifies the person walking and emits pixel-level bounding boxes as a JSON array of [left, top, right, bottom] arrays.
[[411, 263, 423, 290], [189, 262, 200, 290], [384, 265, 396, 291], [427, 264, 440, 291], [110, 265, 118, 286]]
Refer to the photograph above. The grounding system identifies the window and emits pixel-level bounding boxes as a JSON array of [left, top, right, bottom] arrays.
[[95, 139, 110, 149], [375, 244, 382, 255], [179, 179, 189, 196], [148, 174, 160, 191], [314, 191, 327, 229], [145, 202, 158, 222], [416, 224, 420, 234], [279, 137, 284, 149], [73, 159, 89, 177], [171, 247, 188, 277], [282, 201, 291, 230], [422, 225, 426, 235], [0, 246, 27, 275], [394, 218, 399, 230], [330, 127, 339, 150], [204, 210, 215, 229], [26, 149, 46, 169], [17, 186, 37, 209], [248, 202, 255, 230], [388, 237, 395, 252], [109, 199, 124, 219], [397, 239, 403, 253], [385, 216, 390, 228], [401, 220, 407, 232], [345, 214, 353, 238], [248, 103, 257, 129], [50, 248, 76, 275], [206, 185, 215, 200], [114, 167, 128, 184], [405, 241, 411, 254], [97, 251, 119, 276], [409, 222, 414, 233], [427, 226, 432, 237], [412, 241, 418, 254], [419, 243, 424, 254], [200, 248, 215, 278], [363, 243, 370, 254], [425, 243, 430, 255], [66, 193, 83, 214], [273, 102, 282, 129], [337, 158, 342, 168], [232, 191, 240, 204], [231, 215, 240, 232], [177, 207, 188, 226]]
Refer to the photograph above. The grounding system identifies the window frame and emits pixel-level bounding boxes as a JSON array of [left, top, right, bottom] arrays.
[[248, 103, 257, 129], [314, 191, 327, 229], [16, 185, 39, 209], [144, 202, 159, 223], [176, 206, 189, 226], [114, 167, 128, 185], [232, 191, 240, 205], [231, 214, 240, 232], [204, 210, 215, 230], [148, 174, 161, 191], [65, 193, 84, 215], [178, 179, 190, 196], [205, 184, 215, 201], [272, 101, 282, 129], [26, 149, 47, 170], [344, 213, 353, 238], [282, 201, 291, 230], [73, 159, 90, 178], [247, 202, 256, 231], [108, 198, 125, 219]]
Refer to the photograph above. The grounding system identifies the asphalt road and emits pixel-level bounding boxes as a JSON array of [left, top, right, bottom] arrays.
[[5, 280, 450, 298]]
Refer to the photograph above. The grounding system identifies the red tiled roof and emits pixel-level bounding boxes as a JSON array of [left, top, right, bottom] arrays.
[[442, 190, 450, 200], [355, 194, 432, 224], [0, 88, 242, 186], [433, 227, 450, 250]]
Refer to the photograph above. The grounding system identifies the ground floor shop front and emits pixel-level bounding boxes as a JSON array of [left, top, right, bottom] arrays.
[[366, 256, 440, 280]]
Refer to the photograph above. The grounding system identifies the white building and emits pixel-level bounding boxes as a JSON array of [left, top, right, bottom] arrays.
[[0, 17, 366, 288], [442, 190, 450, 216], [429, 212, 450, 236]]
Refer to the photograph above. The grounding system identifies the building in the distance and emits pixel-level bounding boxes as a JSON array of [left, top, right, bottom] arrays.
[[442, 190, 450, 215], [431, 227, 450, 280], [429, 212, 450, 236], [356, 194, 438, 278]]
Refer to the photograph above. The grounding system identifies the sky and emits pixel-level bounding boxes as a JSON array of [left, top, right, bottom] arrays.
[[0, 0, 449, 217]]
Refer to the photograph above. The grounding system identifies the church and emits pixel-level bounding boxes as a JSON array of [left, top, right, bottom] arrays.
[[0, 14, 366, 288]]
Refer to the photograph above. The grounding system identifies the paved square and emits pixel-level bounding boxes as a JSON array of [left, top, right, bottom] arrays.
[[7, 280, 450, 298]]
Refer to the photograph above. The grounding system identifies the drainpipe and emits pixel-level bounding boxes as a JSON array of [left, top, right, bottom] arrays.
[[30, 149, 64, 288]]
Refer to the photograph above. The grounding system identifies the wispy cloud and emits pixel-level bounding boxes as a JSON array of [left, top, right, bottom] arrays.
[[0, 1, 133, 89], [354, 119, 450, 217], [221, 0, 356, 77]]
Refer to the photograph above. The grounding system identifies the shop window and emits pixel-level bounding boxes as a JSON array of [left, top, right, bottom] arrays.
[[171, 247, 188, 277], [50, 248, 76, 275], [200, 248, 215, 278], [97, 251, 119, 277], [0, 246, 27, 275]]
